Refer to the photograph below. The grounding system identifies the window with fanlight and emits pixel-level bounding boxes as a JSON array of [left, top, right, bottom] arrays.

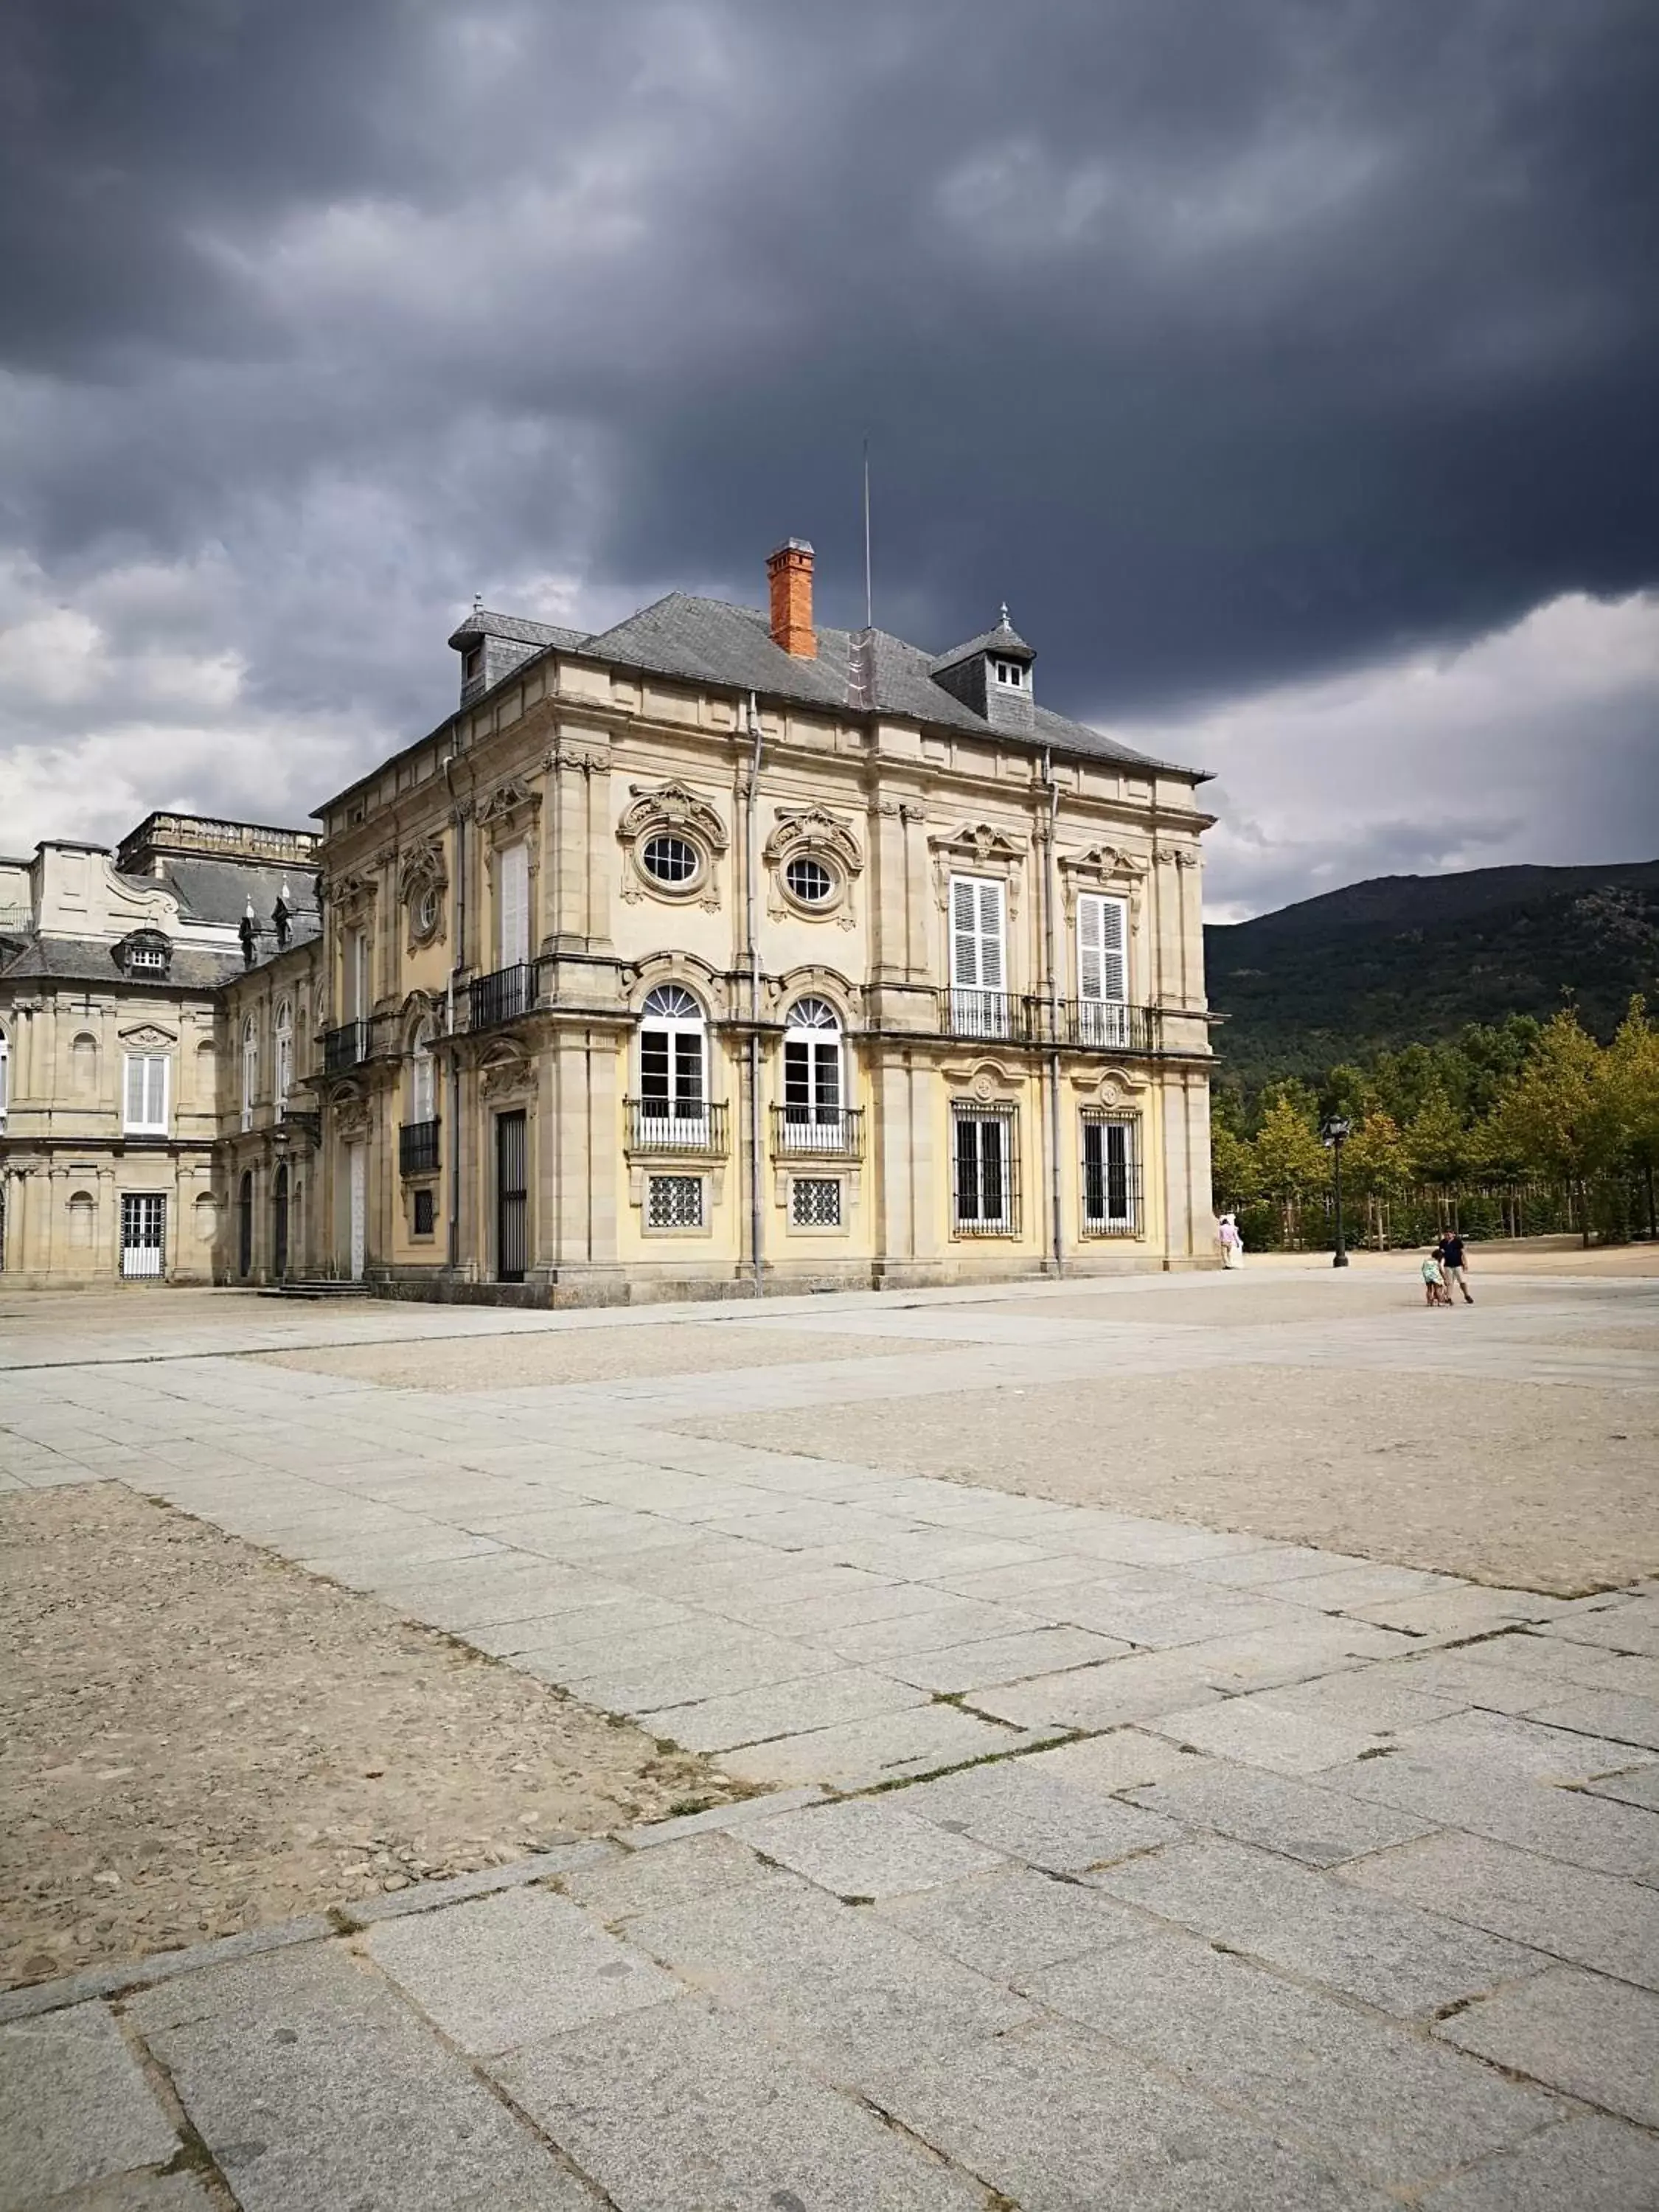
[[782, 997, 843, 1144], [638, 984, 707, 1135]]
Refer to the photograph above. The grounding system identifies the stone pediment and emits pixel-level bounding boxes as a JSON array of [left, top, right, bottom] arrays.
[[617, 782, 729, 854], [118, 1023, 177, 1049]]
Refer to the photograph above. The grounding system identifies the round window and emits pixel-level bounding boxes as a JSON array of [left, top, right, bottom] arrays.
[[784, 855, 835, 905], [415, 885, 440, 934], [641, 833, 700, 886]]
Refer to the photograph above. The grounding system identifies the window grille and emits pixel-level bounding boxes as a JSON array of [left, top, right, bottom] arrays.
[[413, 1188, 437, 1237], [953, 1105, 1018, 1234], [791, 1177, 842, 1228], [1082, 1113, 1141, 1235], [646, 1174, 704, 1229]]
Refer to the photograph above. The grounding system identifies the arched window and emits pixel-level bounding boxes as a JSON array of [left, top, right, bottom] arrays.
[[782, 997, 843, 1141], [409, 1017, 437, 1124], [638, 984, 706, 1135], [240, 1015, 258, 1131], [274, 998, 293, 1118]]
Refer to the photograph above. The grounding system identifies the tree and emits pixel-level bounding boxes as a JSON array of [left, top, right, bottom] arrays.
[[1253, 1087, 1329, 1245], [1605, 997, 1659, 1239], [1210, 1119, 1261, 1211], [1343, 1110, 1410, 1246], [1404, 1082, 1468, 1192], [1488, 1010, 1618, 1244]]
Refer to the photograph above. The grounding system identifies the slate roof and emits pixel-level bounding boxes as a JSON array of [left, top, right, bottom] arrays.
[[0, 936, 249, 991], [447, 607, 590, 653], [577, 594, 1193, 775], [125, 857, 321, 932], [930, 616, 1035, 672]]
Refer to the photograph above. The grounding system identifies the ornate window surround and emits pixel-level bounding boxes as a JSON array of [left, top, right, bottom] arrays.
[[397, 836, 449, 949], [617, 782, 728, 911], [1056, 843, 1148, 926], [764, 805, 863, 928], [928, 823, 1028, 918]]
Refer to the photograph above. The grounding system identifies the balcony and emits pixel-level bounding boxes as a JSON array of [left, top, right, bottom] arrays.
[[771, 1105, 865, 1159], [942, 988, 1036, 1043], [468, 961, 534, 1032], [399, 1118, 441, 1176], [1054, 1000, 1160, 1056], [625, 1098, 729, 1155], [321, 1017, 389, 1076]]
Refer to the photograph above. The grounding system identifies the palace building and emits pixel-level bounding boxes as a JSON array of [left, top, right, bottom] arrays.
[[0, 540, 1217, 1297]]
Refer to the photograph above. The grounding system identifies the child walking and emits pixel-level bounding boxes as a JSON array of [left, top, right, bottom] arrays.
[[1421, 1250, 1450, 1307]]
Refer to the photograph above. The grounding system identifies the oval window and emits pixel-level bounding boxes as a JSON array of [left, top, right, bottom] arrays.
[[415, 885, 440, 934], [641, 833, 700, 886], [785, 855, 835, 905]]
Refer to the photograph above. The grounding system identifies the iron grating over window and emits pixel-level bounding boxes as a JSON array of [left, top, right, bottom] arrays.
[[952, 1105, 1018, 1235], [1082, 1111, 1141, 1235], [790, 1177, 842, 1228], [646, 1174, 704, 1230]]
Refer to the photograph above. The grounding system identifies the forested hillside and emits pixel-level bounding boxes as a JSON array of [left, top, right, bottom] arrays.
[[1205, 859, 1659, 1093]]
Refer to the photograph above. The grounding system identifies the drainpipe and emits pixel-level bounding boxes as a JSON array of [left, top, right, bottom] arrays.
[[442, 748, 465, 1274], [1041, 746, 1064, 1278], [745, 692, 765, 1297]]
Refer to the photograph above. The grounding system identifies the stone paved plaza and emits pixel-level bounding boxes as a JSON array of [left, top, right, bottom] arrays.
[[1, 1259, 1657, 2210]]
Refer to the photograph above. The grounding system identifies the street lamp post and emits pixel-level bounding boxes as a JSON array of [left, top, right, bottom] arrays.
[[1322, 1116, 1352, 1269]]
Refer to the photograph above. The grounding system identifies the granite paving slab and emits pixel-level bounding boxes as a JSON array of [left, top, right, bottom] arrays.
[[882, 1624, 1134, 1692], [128, 1941, 600, 2211], [1385, 1708, 1655, 1784], [364, 1885, 680, 2056], [1435, 1964, 1659, 2127], [559, 1834, 776, 1924], [34, 2177, 220, 2210], [894, 1758, 1183, 1874], [1320, 1747, 1659, 1878], [1141, 1694, 1405, 1775], [1016, 1728, 1202, 1794], [1540, 1598, 1659, 1658], [869, 2017, 1388, 2211], [1341, 1831, 1659, 1987], [874, 1867, 1161, 1983], [1122, 1759, 1443, 1866], [1027, 1928, 1557, 2188], [0, 2001, 178, 2212], [1418, 2113, 1659, 2211], [741, 1798, 1008, 1898], [1525, 1688, 1659, 1752], [821, 1597, 1049, 1664], [1584, 1763, 1659, 1811], [714, 1700, 1034, 1790], [1090, 1837, 1547, 2016], [559, 1621, 835, 1713], [967, 1649, 1225, 1731], [493, 1995, 986, 2211], [639, 1665, 928, 1751]]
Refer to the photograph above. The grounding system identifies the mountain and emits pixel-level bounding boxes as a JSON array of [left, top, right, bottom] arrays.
[[1204, 859, 1659, 1090]]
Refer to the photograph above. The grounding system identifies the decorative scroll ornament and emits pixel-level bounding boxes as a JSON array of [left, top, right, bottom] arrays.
[[397, 838, 448, 900], [616, 782, 729, 910], [764, 806, 863, 926], [1058, 843, 1149, 921], [476, 776, 539, 834], [928, 822, 1028, 915], [118, 1023, 176, 1050], [479, 1051, 536, 1100]]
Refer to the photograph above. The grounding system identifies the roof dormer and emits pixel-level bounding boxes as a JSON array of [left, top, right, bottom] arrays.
[[929, 606, 1035, 733], [116, 927, 173, 979]]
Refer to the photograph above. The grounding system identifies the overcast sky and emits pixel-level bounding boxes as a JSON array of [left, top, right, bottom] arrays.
[[3, 1, 1655, 917]]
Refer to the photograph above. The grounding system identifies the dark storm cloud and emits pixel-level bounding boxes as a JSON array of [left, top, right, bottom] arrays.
[[2, 0, 1656, 888]]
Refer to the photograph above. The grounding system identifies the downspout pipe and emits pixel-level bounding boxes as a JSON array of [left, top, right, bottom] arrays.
[[1042, 745, 1064, 1279], [442, 749, 465, 1274], [745, 692, 765, 1297]]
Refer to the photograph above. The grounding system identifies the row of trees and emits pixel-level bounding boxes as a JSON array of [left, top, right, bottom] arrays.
[[1212, 1003, 1659, 1249]]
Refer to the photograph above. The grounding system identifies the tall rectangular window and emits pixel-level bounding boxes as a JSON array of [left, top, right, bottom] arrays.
[[953, 1106, 1015, 1234], [1082, 1113, 1139, 1234], [1077, 893, 1129, 1048], [347, 928, 369, 1020], [949, 874, 1009, 1038], [122, 1054, 170, 1135], [498, 841, 529, 968]]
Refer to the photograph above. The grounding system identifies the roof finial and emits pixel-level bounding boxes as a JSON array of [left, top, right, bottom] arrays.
[[471, 591, 484, 618], [999, 601, 1010, 629]]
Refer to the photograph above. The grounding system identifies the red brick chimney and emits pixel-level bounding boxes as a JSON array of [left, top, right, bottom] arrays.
[[767, 538, 816, 658]]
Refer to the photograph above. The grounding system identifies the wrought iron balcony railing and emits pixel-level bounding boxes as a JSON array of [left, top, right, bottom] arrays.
[[942, 987, 1035, 1043], [468, 961, 534, 1032], [1053, 999, 1160, 1055], [399, 1118, 440, 1176], [321, 1017, 392, 1075], [771, 1104, 865, 1158], [625, 1098, 729, 1155]]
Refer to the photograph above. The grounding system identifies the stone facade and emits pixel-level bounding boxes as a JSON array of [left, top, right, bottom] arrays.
[[1, 546, 1218, 1299]]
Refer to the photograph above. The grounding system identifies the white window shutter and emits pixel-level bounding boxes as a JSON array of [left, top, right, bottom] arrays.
[[1079, 894, 1127, 1003], [125, 1054, 145, 1126], [499, 843, 529, 967], [950, 877, 979, 988], [978, 881, 1005, 990], [147, 1056, 168, 1128]]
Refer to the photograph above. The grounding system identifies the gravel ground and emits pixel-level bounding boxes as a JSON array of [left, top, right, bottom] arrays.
[[688, 1363, 1659, 1595], [254, 1321, 962, 1391], [0, 1485, 740, 1990]]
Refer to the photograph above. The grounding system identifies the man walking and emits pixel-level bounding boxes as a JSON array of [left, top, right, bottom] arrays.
[[1438, 1228, 1473, 1303]]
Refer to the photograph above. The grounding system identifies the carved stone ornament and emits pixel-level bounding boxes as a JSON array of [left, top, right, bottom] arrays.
[[1070, 1064, 1150, 1103], [943, 1056, 1023, 1102], [617, 782, 729, 911], [397, 838, 448, 901], [477, 776, 540, 836], [332, 1091, 370, 1138], [118, 1023, 176, 1050], [479, 1051, 536, 1100], [324, 870, 378, 921], [764, 805, 863, 926], [1058, 843, 1148, 922], [929, 823, 1027, 916]]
